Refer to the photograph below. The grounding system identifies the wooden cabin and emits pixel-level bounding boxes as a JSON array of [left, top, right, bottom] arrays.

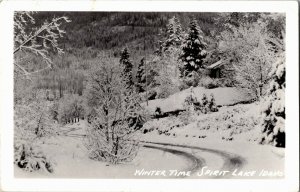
[[206, 60, 225, 78], [205, 59, 235, 79]]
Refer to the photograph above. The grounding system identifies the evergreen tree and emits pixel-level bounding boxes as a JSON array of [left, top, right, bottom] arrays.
[[201, 93, 209, 114], [260, 55, 285, 147], [136, 57, 146, 93], [179, 19, 207, 77], [120, 48, 133, 89], [208, 94, 218, 112], [163, 16, 184, 53]]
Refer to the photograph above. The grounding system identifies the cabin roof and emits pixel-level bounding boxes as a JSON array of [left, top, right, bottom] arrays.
[[206, 60, 225, 69]]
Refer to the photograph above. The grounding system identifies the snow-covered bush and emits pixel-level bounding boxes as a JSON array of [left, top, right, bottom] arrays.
[[183, 90, 198, 111], [155, 72, 180, 99], [208, 94, 218, 112], [178, 110, 194, 126], [154, 107, 163, 118], [219, 20, 284, 100], [142, 116, 183, 133], [260, 55, 285, 147], [14, 93, 58, 172], [154, 51, 181, 99], [84, 61, 145, 164], [183, 90, 218, 115], [195, 103, 259, 137], [179, 71, 201, 89], [200, 94, 209, 113], [180, 91, 218, 125], [199, 76, 219, 89], [198, 93, 219, 113], [14, 96, 58, 141], [14, 141, 54, 173]]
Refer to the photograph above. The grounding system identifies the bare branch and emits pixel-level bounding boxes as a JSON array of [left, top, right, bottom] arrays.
[[14, 13, 71, 77]]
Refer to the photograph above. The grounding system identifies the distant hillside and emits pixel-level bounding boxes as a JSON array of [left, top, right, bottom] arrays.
[[33, 12, 221, 58]]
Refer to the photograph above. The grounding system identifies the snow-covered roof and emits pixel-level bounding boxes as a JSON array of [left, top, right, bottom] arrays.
[[206, 60, 225, 69]]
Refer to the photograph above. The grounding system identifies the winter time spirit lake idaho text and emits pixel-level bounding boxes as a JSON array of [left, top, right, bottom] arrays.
[[134, 167, 284, 178]]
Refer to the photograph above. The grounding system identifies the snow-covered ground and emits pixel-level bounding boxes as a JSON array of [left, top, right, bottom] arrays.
[[15, 121, 191, 178], [143, 102, 262, 142], [142, 87, 252, 114], [141, 102, 284, 179], [140, 136, 284, 178], [15, 87, 284, 179], [15, 102, 284, 179], [15, 137, 190, 178]]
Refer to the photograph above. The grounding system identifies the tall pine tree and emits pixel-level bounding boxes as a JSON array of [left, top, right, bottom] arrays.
[[136, 57, 146, 93], [179, 19, 207, 77], [260, 54, 285, 147], [163, 16, 184, 53], [120, 48, 134, 90]]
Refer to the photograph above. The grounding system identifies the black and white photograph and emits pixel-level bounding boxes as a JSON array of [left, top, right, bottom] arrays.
[[0, 1, 299, 192]]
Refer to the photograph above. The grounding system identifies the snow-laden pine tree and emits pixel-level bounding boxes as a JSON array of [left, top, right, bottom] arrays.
[[260, 54, 285, 147], [179, 19, 207, 78], [84, 60, 145, 164], [152, 16, 183, 98], [163, 16, 184, 53], [120, 48, 134, 89], [136, 58, 146, 93]]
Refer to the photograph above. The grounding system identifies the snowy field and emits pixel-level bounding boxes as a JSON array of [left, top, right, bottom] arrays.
[[15, 100, 284, 179], [143, 87, 253, 114]]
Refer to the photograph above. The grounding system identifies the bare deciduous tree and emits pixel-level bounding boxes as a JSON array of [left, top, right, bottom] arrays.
[[84, 60, 145, 164]]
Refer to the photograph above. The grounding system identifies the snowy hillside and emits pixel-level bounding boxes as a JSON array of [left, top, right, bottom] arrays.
[[143, 87, 253, 114]]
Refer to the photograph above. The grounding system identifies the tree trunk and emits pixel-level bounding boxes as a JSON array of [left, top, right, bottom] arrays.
[[114, 137, 119, 156], [259, 64, 263, 98]]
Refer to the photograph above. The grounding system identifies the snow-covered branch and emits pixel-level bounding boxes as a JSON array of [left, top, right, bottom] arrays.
[[14, 12, 71, 78], [84, 60, 145, 164], [219, 22, 282, 99]]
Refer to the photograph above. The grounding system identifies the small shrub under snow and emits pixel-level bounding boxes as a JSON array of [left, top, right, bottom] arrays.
[[14, 141, 54, 173], [142, 116, 183, 134], [183, 90, 218, 115], [144, 103, 260, 142]]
